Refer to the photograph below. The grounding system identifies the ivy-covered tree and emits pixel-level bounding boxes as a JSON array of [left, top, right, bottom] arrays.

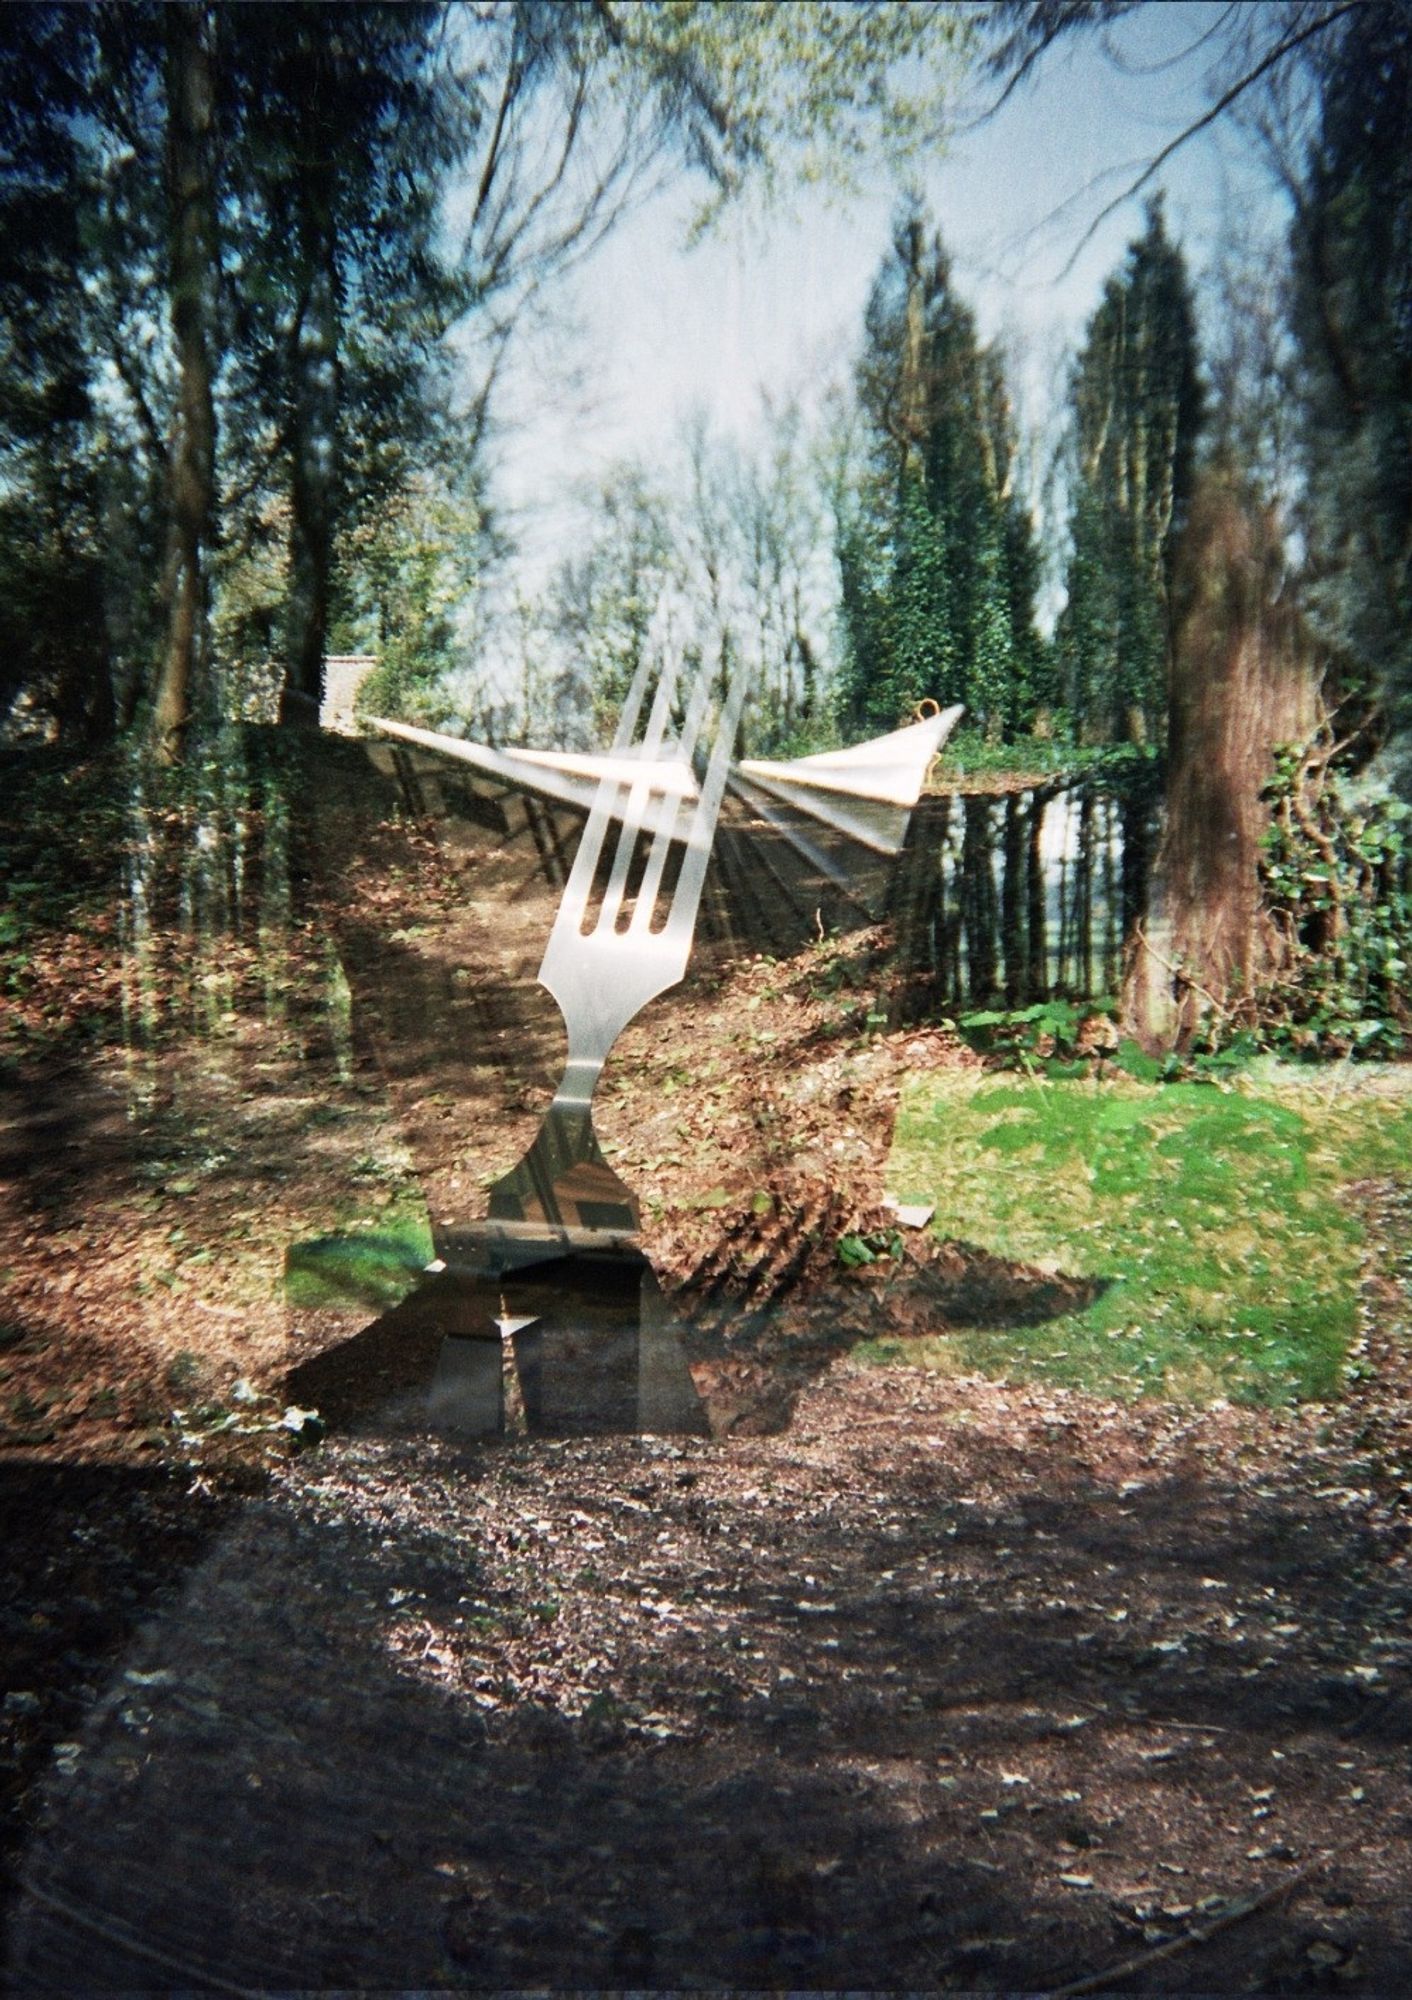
[[1055, 198, 1203, 743], [837, 206, 1043, 737]]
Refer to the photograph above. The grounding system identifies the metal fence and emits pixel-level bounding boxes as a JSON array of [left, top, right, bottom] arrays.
[[889, 775, 1160, 1014]]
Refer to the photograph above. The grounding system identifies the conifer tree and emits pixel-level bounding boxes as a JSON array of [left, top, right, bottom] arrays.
[[838, 206, 1042, 737], [1056, 198, 1202, 743]]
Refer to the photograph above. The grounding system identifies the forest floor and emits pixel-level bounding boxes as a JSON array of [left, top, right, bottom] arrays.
[[3, 732, 1412, 1994]]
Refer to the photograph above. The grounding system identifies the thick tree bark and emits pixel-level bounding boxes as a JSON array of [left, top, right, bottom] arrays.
[[1122, 466, 1320, 1050], [150, 3, 219, 766]]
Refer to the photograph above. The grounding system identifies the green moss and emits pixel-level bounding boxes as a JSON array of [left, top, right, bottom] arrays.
[[887, 1072, 1412, 1406]]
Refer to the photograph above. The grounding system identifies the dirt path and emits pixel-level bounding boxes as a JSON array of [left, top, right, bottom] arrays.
[[9, 1315, 1412, 1993], [4, 734, 1412, 1993]]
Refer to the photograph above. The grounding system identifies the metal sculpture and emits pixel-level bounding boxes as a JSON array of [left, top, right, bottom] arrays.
[[289, 675, 960, 1438]]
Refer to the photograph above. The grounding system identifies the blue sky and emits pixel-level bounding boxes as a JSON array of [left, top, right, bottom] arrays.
[[491, 2, 1288, 581]]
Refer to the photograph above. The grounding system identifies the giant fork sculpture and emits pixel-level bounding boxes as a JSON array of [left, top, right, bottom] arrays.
[[287, 676, 960, 1435], [404, 650, 747, 1435], [479, 648, 747, 1241]]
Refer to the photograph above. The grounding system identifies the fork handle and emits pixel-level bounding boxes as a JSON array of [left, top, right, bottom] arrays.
[[485, 1063, 640, 1231]]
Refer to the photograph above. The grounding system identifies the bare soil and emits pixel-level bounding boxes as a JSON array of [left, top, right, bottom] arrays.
[[3, 733, 1412, 1994]]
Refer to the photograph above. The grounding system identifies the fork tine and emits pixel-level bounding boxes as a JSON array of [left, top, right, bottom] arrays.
[[609, 650, 655, 751], [653, 661, 750, 943], [548, 651, 663, 940], [626, 651, 715, 934], [594, 656, 681, 935]]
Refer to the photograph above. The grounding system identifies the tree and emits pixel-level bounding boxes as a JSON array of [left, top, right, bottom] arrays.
[[1, 1, 974, 758], [218, 3, 464, 729], [978, 2, 1363, 266], [333, 464, 490, 729], [579, 1, 972, 225], [249, 0, 970, 735], [1289, 1, 1412, 791], [551, 465, 675, 747], [547, 403, 837, 759], [1055, 199, 1203, 743], [977, 0, 1408, 1053], [0, 6, 116, 743], [1121, 460, 1320, 1048], [838, 206, 1043, 737], [149, 2, 220, 763]]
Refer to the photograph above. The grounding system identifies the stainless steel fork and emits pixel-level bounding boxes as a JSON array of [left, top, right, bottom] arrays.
[[482, 648, 747, 1236]]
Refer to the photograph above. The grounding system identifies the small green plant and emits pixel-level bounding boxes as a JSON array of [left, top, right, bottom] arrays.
[[837, 1228, 903, 1269], [284, 1212, 434, 1309], [958, 998, 1113, 1072], [164, 1349, 204, 1394]]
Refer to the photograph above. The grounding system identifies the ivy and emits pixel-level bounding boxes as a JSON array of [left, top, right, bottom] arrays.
[[1256, 747, 1412, 1056]]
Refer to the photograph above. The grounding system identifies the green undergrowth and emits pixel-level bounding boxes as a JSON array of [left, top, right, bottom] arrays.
[[936, 729, 1158, 787], [885, 1068, 1412, 1406]]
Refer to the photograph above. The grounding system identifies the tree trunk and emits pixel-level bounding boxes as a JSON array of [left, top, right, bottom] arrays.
[[1121, 466, 1320, 1050], [280, 183, 339, 728], [150, 3, 219, 765]]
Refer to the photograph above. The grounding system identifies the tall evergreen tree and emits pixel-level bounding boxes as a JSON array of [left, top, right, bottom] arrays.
[[1056, 198, 1202, 743], [1290, 1, 1412, 786], [838, 207, 1043, 737]]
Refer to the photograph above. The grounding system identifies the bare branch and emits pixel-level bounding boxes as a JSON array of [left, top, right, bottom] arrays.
[[467, 14, 526, 241], [1052, 1, 1362, 280], [1096, 2, 1240, 78], [108, 341, 169, 471]]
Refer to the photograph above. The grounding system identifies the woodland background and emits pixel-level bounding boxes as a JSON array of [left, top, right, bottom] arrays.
[[2, 0, 1410, 1054]]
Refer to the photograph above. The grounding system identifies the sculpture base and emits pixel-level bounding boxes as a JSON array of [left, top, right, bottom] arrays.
[[287, 1235, 706, 1439]]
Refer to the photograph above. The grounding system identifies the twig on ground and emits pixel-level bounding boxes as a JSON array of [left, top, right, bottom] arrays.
[[797, 1415, 927, 1434], [1041, 1845, 1348, 1998], [1135, 1714, 1232, 1736]]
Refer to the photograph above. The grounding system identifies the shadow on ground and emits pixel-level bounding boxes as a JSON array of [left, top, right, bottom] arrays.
[[8, 1377, 1412, 1993], [0, 1461, 259, 1941]]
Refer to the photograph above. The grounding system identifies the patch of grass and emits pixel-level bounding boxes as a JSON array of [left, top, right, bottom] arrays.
[[284, 1206, 434, 1311], [888, 1071, 1412, 1406]]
